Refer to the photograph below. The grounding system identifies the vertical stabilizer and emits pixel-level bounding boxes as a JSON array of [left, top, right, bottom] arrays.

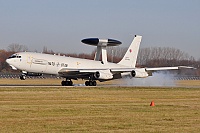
[[118, 35, 142, 67]]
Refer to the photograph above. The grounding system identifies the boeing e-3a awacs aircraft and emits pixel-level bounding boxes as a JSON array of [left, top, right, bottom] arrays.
[[6, 35, 190, 86]]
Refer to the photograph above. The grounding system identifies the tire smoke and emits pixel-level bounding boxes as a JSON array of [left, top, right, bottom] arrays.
[[121, 72, 176, 87]]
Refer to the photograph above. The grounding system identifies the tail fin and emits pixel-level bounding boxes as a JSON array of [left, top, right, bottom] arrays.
[[118, 35, 142, 67]]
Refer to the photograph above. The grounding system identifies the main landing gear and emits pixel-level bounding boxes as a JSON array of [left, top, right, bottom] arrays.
[[85, 80, 97, 86], [61, 80, 97, 86], [61, 79, 73, 86]]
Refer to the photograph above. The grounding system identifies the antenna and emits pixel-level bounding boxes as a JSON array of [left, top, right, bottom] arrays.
[[81, 38, 122, 63]]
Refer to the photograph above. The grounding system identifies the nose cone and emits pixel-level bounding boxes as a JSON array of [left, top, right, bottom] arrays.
[[6, 58, 12, 65], [6, 59, 10, 64], [6, 58, 18, 70]]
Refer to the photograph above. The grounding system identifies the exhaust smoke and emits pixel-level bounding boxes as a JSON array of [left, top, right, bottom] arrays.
[[121, 71, 176, 87]]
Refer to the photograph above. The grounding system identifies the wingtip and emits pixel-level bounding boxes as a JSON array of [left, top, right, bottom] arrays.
[[178, 66, 196, 69]]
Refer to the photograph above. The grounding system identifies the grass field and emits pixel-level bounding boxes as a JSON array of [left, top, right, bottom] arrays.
[[0, 86, 200, 133]]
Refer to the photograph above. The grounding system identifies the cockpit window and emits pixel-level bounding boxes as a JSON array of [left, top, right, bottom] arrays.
[[8, 55, 21, 59], [8, 55, 16, 59]]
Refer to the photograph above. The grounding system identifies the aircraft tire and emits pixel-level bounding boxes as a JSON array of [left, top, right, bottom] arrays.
[[89, 81, 93, 86], [85, 81, 89, 86], [69, 81, 73, 86], [85, 81, 97, 86], [61, 81, 66, 86], [20, 75, 26, 80], [61, 81, 73, 86], [92, 81, 97, 86]]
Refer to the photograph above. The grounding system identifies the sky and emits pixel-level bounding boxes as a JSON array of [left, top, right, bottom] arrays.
[[0, 0, 199, 59]]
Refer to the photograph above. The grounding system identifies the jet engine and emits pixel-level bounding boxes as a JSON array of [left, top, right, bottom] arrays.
[[94, 70, 113, 80], [131, 68, 148, 78]]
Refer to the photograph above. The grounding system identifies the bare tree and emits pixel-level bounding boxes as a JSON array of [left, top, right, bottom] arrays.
[[0, 50, 13, 72], [42, 46, 54, 54], [106, 47, 127, 63], [137, 47, 195, 67], [7, 43, 28, 52]]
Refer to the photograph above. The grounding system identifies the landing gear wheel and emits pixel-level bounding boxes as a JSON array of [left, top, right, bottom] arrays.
[[20, 75, 26, 80], [85, 81, 89, 86], [92, 81, 97, 86], [69, 81, 73, 86], [61, 80, 73, 86], [85, 81, 97, 86], [89, 81, 93, 86], [61, 81, 66, 86]]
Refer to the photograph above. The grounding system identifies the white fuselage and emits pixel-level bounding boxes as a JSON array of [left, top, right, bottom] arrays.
[[6, 52, 128, 75]]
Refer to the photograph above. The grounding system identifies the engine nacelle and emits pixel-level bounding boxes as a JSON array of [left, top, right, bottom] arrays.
[[131, 68, 148, 78], [94, 70, 113, 80]]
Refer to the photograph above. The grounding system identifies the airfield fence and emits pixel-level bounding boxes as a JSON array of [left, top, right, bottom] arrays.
[[0, 73, 200, 80], [0, 73, 61, 79], [173, 76, 200, 80]]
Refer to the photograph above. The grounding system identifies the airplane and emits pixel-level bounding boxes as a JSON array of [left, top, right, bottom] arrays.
[[6, 35, 192, 86]]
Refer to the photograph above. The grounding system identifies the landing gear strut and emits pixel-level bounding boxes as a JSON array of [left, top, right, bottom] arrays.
[[85, 80, 97, 86], [61, 79, 73, 86]]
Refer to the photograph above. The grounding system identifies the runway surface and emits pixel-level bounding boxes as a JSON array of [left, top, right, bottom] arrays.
[[0, 78, 199, 88], [0, 83, 199, 88]]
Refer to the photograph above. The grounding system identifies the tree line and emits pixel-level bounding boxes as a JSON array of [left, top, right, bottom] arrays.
[[1, 43, 200, 75]]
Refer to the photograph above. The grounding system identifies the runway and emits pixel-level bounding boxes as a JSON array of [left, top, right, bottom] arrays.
[[0, 78, 199, 88], [0, 84, 119, 88]]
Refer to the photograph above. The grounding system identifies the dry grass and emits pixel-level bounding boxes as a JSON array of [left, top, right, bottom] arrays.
[[0, 86, 200, 132], [0, 78, 61, 85], [176, 80, 200, 87]]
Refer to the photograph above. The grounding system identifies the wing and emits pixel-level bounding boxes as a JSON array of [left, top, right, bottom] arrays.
[[58, 66, 194, 80], [145, 66, 195, 71], [58, 67, 134, 80], [58, 67, 134, 76]]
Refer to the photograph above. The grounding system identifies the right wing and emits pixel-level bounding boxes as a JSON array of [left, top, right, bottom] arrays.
[[146, 66, 195, 71]]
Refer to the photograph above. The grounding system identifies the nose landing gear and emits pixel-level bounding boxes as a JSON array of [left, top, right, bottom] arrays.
[[20, 74, 26, 80]]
